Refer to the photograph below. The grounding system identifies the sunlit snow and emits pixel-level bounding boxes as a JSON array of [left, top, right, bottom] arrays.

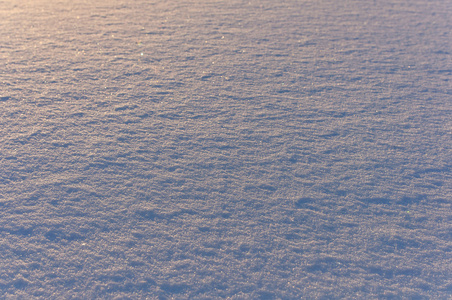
[[1, 0, 451, 298]]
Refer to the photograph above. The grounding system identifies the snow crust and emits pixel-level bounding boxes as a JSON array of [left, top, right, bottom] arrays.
[[1, 0, 451, 298]]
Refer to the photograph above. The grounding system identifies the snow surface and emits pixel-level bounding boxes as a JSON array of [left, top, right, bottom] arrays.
[[1, 0, 451, 298]]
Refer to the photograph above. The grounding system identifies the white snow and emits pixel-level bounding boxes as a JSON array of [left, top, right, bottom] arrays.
[[1, 0, 451, 298]]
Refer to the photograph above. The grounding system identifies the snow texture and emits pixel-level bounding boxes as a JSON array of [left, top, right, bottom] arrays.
[[1, 0, 451, 298]]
